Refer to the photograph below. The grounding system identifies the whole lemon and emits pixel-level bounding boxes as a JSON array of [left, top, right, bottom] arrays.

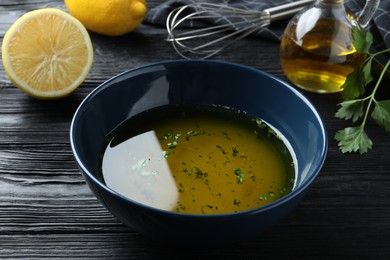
[[64, 0, 147, 36]]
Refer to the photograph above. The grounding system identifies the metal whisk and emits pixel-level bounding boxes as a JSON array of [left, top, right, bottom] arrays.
[[166, 0, 314, 59]]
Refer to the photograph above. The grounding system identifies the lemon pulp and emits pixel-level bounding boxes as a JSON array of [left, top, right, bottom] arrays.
[[2, 8, 94, 99]]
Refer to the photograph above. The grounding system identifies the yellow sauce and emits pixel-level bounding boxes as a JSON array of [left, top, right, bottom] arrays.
[[102, 106, 295, 214]]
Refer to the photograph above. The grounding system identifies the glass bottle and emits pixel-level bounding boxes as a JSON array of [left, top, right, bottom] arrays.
[[280, 0, 380, 93]]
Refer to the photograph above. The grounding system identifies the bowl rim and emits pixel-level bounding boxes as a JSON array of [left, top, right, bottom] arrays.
[[70, 59, 328, 218]]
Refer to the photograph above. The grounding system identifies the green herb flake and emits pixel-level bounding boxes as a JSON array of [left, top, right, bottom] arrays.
[[178, 183, 185, 193], [222, 131, 231, 140], [187, 129, 205, 136], [258, 196, 267, 201], [162, 150, 169, 158], [163, 133, 181, 149], [259, 191, 275, 201], [232, 146, 238, 157], [234, 168, 245, 184], [255, 118, 267, 129], [239, 154, 248, 159], [278, 187, 287, 195], [167, 141, 178, 149], [176, 201, 186, 211], [255, 118, 280, 139], [233, 199, 241, 206], [194, 167, 207, 179], [216, 145, 226, 155]]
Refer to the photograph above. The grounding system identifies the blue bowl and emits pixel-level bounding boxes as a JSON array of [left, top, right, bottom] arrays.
[[70, 60, 327, 246]]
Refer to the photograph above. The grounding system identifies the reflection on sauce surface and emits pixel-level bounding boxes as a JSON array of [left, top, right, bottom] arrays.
[[102, 106, 296, 214]]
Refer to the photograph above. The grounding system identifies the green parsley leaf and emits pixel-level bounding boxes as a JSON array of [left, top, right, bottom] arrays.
[[371, 100, 390, 132], [335, 99, 365, 122], [335, 26, 390, 154], [341, 67, 366, 100], [352, 26, 373, 53], [340, 27, 373, 100], [335, 127, 373, 154], [362, 58, 374, 85]]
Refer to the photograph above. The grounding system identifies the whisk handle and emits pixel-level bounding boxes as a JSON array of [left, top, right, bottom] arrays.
[[265, 0, 315, 22]]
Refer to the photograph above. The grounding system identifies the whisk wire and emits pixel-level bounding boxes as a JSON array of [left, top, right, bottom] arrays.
[[169, 15, 268, 41], [171, 19, 270, 59], [166, 0, 314, 59]]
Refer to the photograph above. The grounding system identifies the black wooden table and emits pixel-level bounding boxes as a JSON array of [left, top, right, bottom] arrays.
[[1, 1, 389, 259]]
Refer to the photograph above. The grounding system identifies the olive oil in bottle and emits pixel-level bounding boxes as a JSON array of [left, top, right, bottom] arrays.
[[280, 19, 366, 93], [280, 0, 378, 93]]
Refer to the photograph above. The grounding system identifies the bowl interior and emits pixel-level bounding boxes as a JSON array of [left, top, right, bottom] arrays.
[[71, 60, 327, 210]]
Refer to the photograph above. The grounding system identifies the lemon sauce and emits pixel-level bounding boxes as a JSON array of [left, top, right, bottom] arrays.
[[101, 106, 296, 214]]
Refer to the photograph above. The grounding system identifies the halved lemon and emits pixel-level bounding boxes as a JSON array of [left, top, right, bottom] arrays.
[[2, 8, 94, 99]]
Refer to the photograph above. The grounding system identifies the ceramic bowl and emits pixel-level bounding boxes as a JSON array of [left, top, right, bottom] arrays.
[[70, 60, 327, 247]]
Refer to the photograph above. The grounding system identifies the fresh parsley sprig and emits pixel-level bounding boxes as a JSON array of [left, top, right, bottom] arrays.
[[335, 27, 390, 154]]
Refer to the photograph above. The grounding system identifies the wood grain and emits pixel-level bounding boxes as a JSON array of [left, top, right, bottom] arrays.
[[1, 0, 390, 259]]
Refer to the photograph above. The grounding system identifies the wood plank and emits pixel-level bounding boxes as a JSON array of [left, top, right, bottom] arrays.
[[0, 0, 390, 258]]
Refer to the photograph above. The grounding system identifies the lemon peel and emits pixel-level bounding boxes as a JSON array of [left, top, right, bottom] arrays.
[[65, 0, 147, 36]]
